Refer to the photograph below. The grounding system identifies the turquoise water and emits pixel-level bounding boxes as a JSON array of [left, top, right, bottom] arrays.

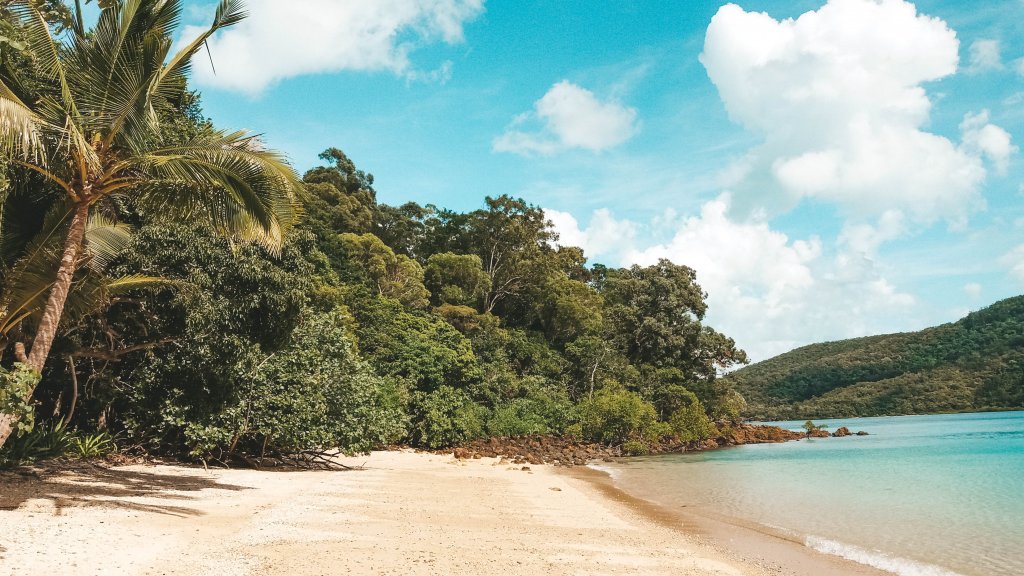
[[598, 412, 1024, 576]]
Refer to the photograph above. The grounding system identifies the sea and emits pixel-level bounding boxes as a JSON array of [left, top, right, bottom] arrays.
[[594, 411, 1024, 576]]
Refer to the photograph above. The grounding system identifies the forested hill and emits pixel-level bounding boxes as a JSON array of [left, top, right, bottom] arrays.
[[725, 296, 1024, 420]]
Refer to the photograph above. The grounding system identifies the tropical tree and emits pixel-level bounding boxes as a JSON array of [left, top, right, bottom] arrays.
[[0, 0, 302, 449]]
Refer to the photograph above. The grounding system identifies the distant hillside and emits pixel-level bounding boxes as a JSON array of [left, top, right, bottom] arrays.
[[726, 296, 1024, 420]]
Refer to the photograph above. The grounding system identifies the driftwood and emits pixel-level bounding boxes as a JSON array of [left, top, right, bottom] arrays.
[[218, 449, 362, 471]]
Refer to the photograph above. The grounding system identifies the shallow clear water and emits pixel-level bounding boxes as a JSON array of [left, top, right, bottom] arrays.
[[599, 411, 1024, 576]]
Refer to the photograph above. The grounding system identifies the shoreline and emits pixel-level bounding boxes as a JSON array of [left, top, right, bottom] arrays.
[[3, 450, 886, 575], [563, 464, 889, 576]]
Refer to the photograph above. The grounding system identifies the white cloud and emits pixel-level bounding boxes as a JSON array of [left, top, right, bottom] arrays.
[[837, 210, 906, 257], [546, 208, 638, 263], [493, 81, 639, 155], [1013, 58, 1024, 76], [617, 196, 913, 361], [963, 282, 983, 299], [960, 110, 1018, 175], [1002, 245, 1024, 286], [966, 39, 1002, 73], [184, 0, 484, 94], [700, 0, 1001, 226]]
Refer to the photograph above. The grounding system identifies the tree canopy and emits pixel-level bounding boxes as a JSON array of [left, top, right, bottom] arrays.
[[0, 0, 755, 461]]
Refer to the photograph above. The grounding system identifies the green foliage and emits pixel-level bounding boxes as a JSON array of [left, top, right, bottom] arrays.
[[85, 221, 332, 455], [487, 388, 574, 437], [0, 25, 753, 458], [0, 421, 73, 466], [340, 233, 430, 309], [409, 386, 487, 448], [576, 386, 660, 445], [72, 430, 118, 459], [664, 389, 717, 442], [350, 294, 481, 394], [602, 260, 747, 375], [621, 438, 651, 456], [801, 420, 821, 432], [0, 363, 39, 436], [424, 252, 490, 308], [0, 421, 116, 467], [211, 310, 407, 457], [728, 296, 1024, 419]]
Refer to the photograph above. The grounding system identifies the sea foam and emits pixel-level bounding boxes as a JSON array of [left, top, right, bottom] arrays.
[[585, 463, 621, 480], [805, 535, 964, 576]]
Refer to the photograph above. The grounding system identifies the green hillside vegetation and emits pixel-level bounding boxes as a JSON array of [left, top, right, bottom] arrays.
[[0, 1, 748, 463], [726, 296, 1024, 420]]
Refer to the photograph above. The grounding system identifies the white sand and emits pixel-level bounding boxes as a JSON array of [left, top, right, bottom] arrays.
[[0, 450, 774, 576]]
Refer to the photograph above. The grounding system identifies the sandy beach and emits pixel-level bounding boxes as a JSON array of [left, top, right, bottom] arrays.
[[0, 451, 886, 576]]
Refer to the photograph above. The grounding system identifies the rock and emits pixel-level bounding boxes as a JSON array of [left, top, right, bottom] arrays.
[[548, 487, 561, 491], [807, 429, 830, 438], [832, 427, 852, 437], [520, 466, 531, 471], [856, 430, 869, 436]]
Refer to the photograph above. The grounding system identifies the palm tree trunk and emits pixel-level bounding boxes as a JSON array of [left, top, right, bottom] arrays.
[[0, 201, 90, 449], [26, 201, 90, 371]]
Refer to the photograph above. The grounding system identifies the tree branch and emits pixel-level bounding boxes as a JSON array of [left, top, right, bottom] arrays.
[[70, 339, 174, 362]]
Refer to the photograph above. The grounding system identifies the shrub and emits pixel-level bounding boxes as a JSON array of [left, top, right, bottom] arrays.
[[0, 422, 116, 467], [487, 392, 574, 437], [577, 386, 659, 445], [668, 402, 717, 442], [212, 310, 408, 457], [121, 309, 407, 459], [409, 386, 487, 448], [0, 363, 40, 437]]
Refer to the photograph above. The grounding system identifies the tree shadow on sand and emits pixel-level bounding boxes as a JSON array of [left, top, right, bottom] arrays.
[[0, 463, 250, 519]]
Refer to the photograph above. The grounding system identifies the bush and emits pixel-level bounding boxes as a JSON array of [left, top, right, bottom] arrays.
[[216, 310, 407, 456], [409, 386, 487, 448], [0, 422, 117, 467], [487, 391, 574, 437], [0, 363, 40, 437], [668, 401, 717, 442], [121, 309, 407, 459], [577, 386, 659, 445]]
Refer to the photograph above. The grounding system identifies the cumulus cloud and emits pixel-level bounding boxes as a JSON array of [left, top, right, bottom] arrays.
[[493, 81, 639, 155], [184, 0, 484, 94], [960, 110, 1018, 175], [1002, 245, 1024, 286], [966, 39, 1002, 73], [616, 196, 914, 360], [547, 197, 925, 360], [700, 0, 1011, 226], [963, 282, 983, 299], [546, 208, 639, 263]]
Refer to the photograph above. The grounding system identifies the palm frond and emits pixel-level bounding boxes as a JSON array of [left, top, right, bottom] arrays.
[[0, 203, 72, 336], [151, 0, 247, 100], [0, 208, 163, 337], [128, 129, 302, 253], [83, 214, 133, 273], [9, 0, 80, 119], [0, 97, 46, 162]]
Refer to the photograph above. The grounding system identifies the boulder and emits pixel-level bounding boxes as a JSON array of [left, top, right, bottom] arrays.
[[832, 426, 852, 437]]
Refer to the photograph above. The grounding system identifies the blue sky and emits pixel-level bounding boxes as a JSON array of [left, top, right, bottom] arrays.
[[169, 0, 1023, 361]]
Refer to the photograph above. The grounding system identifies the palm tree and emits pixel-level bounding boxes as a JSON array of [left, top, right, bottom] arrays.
[[0, 0, 302, 449]]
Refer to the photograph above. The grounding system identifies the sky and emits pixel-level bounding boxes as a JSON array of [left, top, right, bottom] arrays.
[[166, 0, 1023, 362]]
